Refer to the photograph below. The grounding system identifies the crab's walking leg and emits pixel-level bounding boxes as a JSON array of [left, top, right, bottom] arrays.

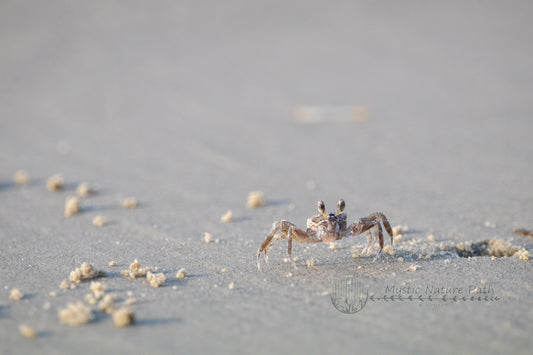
[[361, 230, 375, 255], [349, 212, 393, 259], [257, 221, 303, 270]]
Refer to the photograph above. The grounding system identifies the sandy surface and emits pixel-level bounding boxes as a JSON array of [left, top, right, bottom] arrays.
[[1, 1, 532, 354]]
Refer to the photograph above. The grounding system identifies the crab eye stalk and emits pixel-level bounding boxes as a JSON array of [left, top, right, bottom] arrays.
[[337, 199, 345, 214], [317, 201, 326, 216]]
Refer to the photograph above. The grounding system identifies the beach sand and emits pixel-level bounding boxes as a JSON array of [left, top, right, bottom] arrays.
[[1, 1, 532, 354]]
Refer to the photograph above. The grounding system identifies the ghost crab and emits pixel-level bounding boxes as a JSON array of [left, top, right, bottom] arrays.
[[257, 199, 393, 269]]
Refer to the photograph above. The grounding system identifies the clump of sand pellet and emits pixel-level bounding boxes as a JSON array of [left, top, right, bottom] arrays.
[[92, 215, 105, 227], [406, 264, 419, 272], [246, 191, 266, 209], [329, 242, 338, 250], [14, 170, 29, 185], [454, 239, 529, 259], [46, 174, 64, 191], [84, 293, 97, 305], [64, 196, 80, 217], [176, 268, 187, 279], [69, 262, 105, 283], [98, 294, 116, 314], [204, 232, 212, 243], [125, 298, 136, 306], [383, 245, 395, 255], [146, 271, 166, 288], [228, 282, 235, 290], [392, 224, 408, 237], [220, 210, 233, 223], [58, 301, 93, 326], [427, 235, 435, 242], [76, 182, 95, 197], [9, 288, 23, 300], [113, 307, 135, 327], [121, 259, 151, 279], [306, 259, 315, 267], [90, 281, 105, 299], [19, 324, 36, 338], [60, 280, 68, 290], [516, 249, 529, 260], [487, 239, 526, 258], [351, 246, 361, 258], [121, 197, 138, 209]]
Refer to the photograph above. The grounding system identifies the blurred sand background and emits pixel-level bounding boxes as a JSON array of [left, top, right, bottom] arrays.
[[1, 1, 532, 354]]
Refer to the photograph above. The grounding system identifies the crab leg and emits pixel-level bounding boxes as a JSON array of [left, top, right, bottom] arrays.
[[257, 221, 311, 270], [361, 230, 375, 255], [349, 212, 393, 259]]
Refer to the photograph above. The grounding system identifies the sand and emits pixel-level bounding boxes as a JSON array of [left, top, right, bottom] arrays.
[[0, 1, 532, 354]]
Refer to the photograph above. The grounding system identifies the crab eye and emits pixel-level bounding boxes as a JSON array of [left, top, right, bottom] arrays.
[[337, 199, 345, 214], [317, 201, 326, 215]]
